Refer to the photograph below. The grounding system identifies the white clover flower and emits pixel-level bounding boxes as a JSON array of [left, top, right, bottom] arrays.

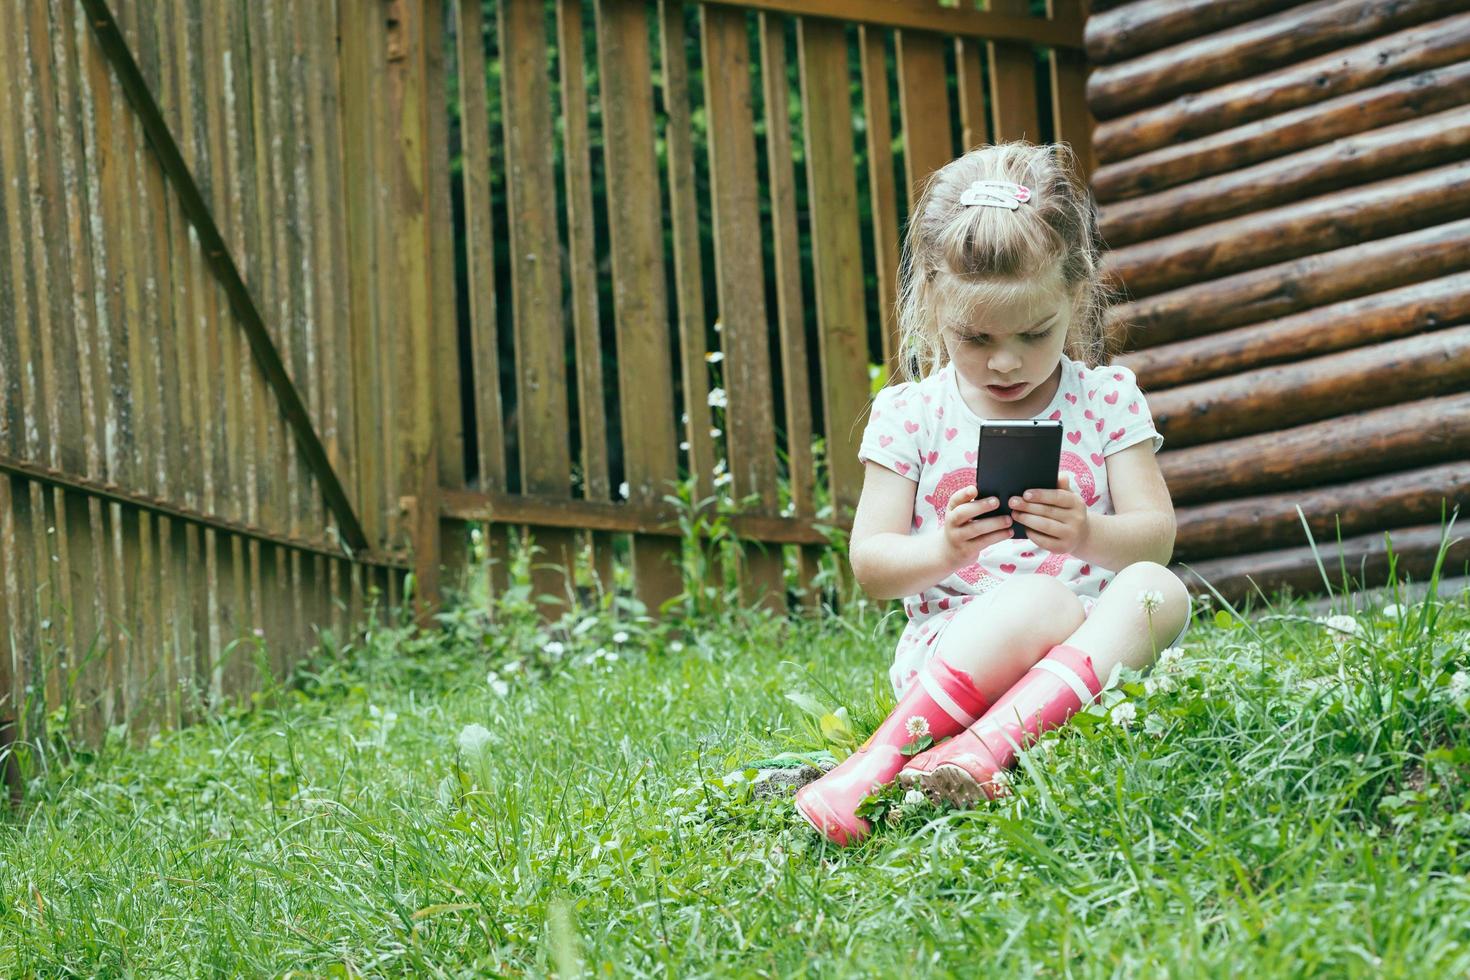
[[705, 350, 724, 363], [503, 659, 524, 674], [1144, 674, 1174, 696], [1381, 603, 1404, 618], [618, 481, 630, 499], [904, 715, 931, 739], [987, 770, 1013, 796], [487, 671, 510, 697], [713, 319, 723, 333], [1110, 701, 1138, 729], [669, 641, 685, 653], [613, 631, 629, 644], [1451, 670, 1470, 700], [1137, 589, 1165, 614], [710, 427, 722, 438], [1316, 614, 1361, 646], [605, 651, 619, 662], [707, 387, 728, 409], [544, 641, 565, 657], [713, 457, 728, 476], [681, 411, 690, 425], [252, 627, 266, 639], [903, 789, 926, 806], [714, 472, 733, 488], [679, 441, 690, 451], [1158, 647, 1186, 673], [457, 723, 493, 757]]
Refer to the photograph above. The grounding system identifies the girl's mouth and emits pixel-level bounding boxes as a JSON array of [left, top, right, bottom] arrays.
[[987, 382, 1027, 399]]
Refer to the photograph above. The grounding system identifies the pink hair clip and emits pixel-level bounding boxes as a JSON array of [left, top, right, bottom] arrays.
[[960, 180, 1031, 210]]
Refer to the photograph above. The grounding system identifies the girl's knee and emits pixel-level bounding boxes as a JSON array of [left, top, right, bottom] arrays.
[[1113, 561, 1190, 630]]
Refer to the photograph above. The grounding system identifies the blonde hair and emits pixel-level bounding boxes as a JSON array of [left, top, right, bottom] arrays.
[[893, 140, 1117, 383]]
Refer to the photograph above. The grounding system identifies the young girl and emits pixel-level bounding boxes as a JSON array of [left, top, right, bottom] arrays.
[[795, 141, 1193, 846]]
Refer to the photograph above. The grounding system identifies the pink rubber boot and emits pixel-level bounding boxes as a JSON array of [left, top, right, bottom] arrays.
[[897, 644, 1101, 806], [794, 658, 990, 846]]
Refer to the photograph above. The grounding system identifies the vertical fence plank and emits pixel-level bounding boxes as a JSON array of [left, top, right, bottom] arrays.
[[759, 12, 821, 610], [955, 35, 988, 152], [453, 0, 513, 604], [798, 17, 870, 567], [658, 0, 716, 505], [339, 0, 388, 552], [701, 5, 783, 613], [897, 30, 954, 205], [858, 25, 902, 371], [501, 0, 579, 613], [558, 0, 615, 597], [988, 0, 1041, 142], [422, 0, 464, 598], [595, 0, 683, 616], [1046, 0, 1094, 181]]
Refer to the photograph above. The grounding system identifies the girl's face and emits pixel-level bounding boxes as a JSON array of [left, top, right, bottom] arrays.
[[939, 291, 1072, 419]]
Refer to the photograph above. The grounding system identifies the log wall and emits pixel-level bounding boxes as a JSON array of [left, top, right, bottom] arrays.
[[1086, 0, 1470, 606]]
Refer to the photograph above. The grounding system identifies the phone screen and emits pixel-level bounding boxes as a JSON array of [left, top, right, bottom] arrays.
[[977, 420, 1063, 539]]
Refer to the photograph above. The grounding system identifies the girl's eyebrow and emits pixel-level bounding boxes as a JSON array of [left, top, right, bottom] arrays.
[[959, 313, 1057, 336]]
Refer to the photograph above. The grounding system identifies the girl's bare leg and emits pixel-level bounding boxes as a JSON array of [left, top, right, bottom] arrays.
[[1060, 561, 1191, 683], [928, 574, 1089, 702]]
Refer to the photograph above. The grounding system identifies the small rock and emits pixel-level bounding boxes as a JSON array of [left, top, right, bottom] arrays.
[[750, 759, 836, 799]]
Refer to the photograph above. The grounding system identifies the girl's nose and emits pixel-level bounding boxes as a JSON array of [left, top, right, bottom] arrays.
[[989, 352, 1022, 373]]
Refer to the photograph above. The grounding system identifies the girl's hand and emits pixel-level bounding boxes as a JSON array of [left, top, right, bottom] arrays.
[[938, 485, 1015, 571], [1009, 474, 1090, 555]]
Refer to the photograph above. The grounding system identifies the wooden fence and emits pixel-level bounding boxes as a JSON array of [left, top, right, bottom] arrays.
[[0, 0, 1093, 760], [1087, 0, 1469, 604], [431, 0, 1096, 618]]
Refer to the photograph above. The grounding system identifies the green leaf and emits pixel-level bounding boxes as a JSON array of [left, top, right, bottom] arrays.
[[785, 692, 829, 719], [1214, 610, 1235, 629], [900, 735, 934, 757]]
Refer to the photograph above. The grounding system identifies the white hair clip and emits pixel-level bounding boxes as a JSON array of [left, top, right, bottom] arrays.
[[959, 179, 1032, 210]]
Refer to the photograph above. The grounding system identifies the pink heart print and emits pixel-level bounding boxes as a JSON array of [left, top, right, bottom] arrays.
[[1109, 427, 1125, 440], [1065, 393, 1077, 404], [935, 407, 944, 419], [878, 434, 894, 447], [1090, 452, 1104, 466], [904, 420, 920, 433], [1129, 402, 1140, 414], [964, 450, 977, 463], [1000, 563, 1017, 574], [923, 394, 932, 404], [1085, 410, 1095, 420], [1113, 372, 1124, 381], [1021, 551, 1036, 558], [937, 597, 950, 610], [1088, 389, 1096, 400], [1104, 391, 1119, 405], [1066, 430, 1081, 444], [913, 515, 924, 529], [895, 462, 910, 475], [1095, 419, 1105, 432], [1048, 410, 1062, 420], [926, 450, 939, 464], [1080, 563, 1091, 575], [945, 427, 958, 440]]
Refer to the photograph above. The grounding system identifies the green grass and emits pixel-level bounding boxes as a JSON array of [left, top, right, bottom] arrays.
[[3, 564, 1470, 975]]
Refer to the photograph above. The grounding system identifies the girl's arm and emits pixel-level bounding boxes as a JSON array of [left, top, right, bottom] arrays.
[[848, 462, 988, 600]]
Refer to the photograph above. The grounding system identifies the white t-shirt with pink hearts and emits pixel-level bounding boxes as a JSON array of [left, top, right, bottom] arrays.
[[856, 354, 1164, 694]]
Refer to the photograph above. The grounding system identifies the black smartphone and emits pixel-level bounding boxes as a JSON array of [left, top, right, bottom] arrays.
[[976, 420, 1063, 539]]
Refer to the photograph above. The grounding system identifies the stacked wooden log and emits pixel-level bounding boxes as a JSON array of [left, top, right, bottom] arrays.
[[1084, 0, 1470, 607]]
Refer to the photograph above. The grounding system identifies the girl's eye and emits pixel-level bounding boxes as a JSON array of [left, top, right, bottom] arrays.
[[965, 331, 1049, 344]]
